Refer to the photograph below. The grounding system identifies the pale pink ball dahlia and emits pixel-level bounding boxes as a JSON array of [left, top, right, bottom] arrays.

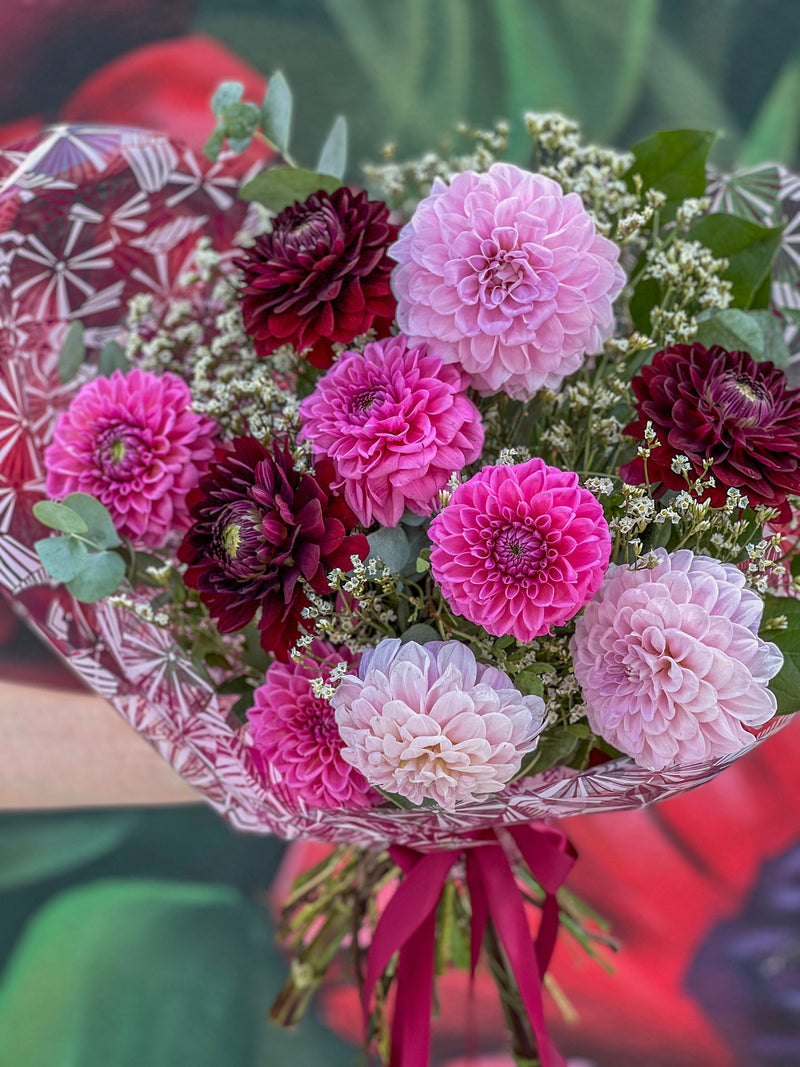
[[298, 334, 484, 527], [429, 458, 611, 641], [248, 642, 377, 810], [45, 368, 216, 548], [332, 639, 544, 811], [570, 549, 783, 771], [390, 163, 625, 400]]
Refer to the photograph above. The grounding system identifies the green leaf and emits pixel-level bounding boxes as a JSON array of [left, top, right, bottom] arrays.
[[694, 308, 790, 368], [687, 213, 783, 309], [367, 525, 410, 574], [399, 623, 440, 645], [316, 115, 348, 180], [227, 135, 254, 154], [34, 534, 88, 583], [239, 167, 341, 213], [211, 81, 244, 117], [0, 879, 356, 1067], [0, 812, 136, 890], [629, 275, 661, 336], [517, 728, 580, 778], [65, 550, 126, 602], [32, 499, 89, 535], [204, 125, 226, 163], [627, 129, 716, 217], [57, 321, 86, 384], [98, 340, 128, 377], [261, 71, 292, 154], [738, 53, 800, 168], [761, 594, 800, 715], [63, 493, 120, 549], [220, 100, 260, 144]]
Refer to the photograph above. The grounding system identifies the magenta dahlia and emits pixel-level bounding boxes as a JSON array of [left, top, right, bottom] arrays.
[[390, 163, 625, 400], [236, 186, 398, 369], [45, 368, 216, 548], [298, 334, 484, 527], [570, 549, 782, 771], [248, 641, 377, 810], [621, 343, 800, 519], [177, 436, 368, 659], [429, 458, 611, 641]]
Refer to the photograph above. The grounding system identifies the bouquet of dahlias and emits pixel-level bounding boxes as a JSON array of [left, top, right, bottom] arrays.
[[1, 78, 799, 1067]]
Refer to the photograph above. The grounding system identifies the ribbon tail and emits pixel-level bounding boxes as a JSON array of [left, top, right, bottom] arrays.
[[390, 908, 438, 1067], [473, 844, 566, 1067], [465, 850, 489, 977]]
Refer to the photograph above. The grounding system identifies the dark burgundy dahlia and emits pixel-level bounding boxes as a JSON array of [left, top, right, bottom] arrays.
[[236, 186, 399, 368], [178, 436, 368, 659], [620, 343, 800, 518]]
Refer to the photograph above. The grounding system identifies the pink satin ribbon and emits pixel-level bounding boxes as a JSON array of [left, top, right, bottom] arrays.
[[362, 822, 577, 1067]]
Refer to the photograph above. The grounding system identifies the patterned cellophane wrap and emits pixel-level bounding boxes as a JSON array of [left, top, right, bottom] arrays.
[[0, 126, 798, 852]]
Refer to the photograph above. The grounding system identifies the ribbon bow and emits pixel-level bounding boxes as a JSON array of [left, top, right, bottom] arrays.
[[363, 821, 577, 1067]]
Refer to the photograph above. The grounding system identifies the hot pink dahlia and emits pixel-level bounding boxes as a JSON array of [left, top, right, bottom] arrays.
[[570, 548, 783, 771], [45, 368, 216, 548], [248, 642, 377, 810], [390, 163, 625, 400], [298, 334, 484, 527], [332, 639, 543, 811], [429, 458, 611, 641]]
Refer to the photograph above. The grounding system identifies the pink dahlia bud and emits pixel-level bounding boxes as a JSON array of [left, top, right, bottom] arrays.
[[570, 548, 783, 771], [621, 343, 800, 521], [429, 458, 611, 641], [390, 163, 625, 400], [236, 186, 398, 369], [332, 639, 544, 811], [298, 334, 484, 528], [248, 641, 378, 810], [45, 368, 216, 549]]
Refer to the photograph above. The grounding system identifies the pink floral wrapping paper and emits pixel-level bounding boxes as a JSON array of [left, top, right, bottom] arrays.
[[0, 126, 797, 850]]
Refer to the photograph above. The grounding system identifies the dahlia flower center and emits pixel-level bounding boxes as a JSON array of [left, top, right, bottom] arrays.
[[471, 240, 558, 312], [710, 373, 772, 428], [492, 524, 548, 577], [299, 698, 340, 748], [351, 387, 384, 413], [282, 211, 331, 252], [214, 501, 265, 578], [96, 425, 146, 479]]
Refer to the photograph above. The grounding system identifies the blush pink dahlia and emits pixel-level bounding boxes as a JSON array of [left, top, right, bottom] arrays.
[[570, 548, 783, 771], [298, 334, 484, 527], [390, 163, 625, 400], [45, 368, 216, 548], [429, 458, 611, 641], [248, 642, 377, 810], [332, 639, 543, 811]]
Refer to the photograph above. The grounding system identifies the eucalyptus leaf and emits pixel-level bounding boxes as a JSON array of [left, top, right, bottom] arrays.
[[65, 550, 126, 602], [98, 340, 128, 377], [204, 125, 226, 163], [58, 321, 85, 384], [761, 594, 800, 715], [261, 71, 292, 154], [687, 213, 783, 310], [34, 534, 89, 583], [63, 493, 121, 549], [220, 100, 260, 142], [227, 135, 254, 154], [239, 167, 341, 213], [627, 128, 716, 218], [694, 308, 789, 368], [367, 525, 410, 574], [211, 81, 244, 117], [316, 115, 348, 180], [32, 499, 89, 534], [399, 623, 441, 646]]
